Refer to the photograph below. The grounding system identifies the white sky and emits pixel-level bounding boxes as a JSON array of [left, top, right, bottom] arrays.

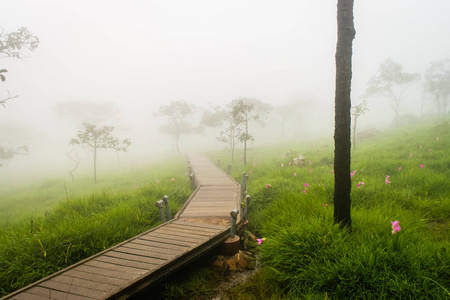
[[1, 0, 450, 177]]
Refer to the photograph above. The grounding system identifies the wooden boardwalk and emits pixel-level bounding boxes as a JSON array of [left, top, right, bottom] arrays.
[[2, 156, 241, 300]]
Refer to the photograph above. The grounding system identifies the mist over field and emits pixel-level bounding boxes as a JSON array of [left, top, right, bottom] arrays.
[[1, 0, 449, 184]]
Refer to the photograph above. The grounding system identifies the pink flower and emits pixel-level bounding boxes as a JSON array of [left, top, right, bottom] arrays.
[[309, 169, 312, 173], [398, 167, 402, 171], [331, 170, 334, 173], [419, 145, 422, 148], [391, 220, 401, 234], [156, 180, 160, 183], [257, 238, 266, 245], [309, 161, 312, 165], [420, 164, 424, 169], [436, 137, 439, 141], [303, 190, 307, 194], [249, 171, 252, 175], [294, 173, 297, 176], [281, 163, 284, 167], [171, 178, 175, 182], [135, 185, 139, 188], [428, 149, 431, 152], [385, 180, 391, 184], [304, 183, 309, 188], [323, 203, 328, 208], [410, 153, 413, 158], [289, 161, 291, 166], [265, 184, 271, 188], [385, 175, 391, 184], [357, 182, 365, 188]]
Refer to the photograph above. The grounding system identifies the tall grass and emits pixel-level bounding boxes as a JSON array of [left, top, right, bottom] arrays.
[[205, 121, 449, 299], [0, 155, 191, 296]]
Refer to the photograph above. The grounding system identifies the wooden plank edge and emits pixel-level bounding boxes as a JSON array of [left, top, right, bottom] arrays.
[[110, 226, 232, 300]]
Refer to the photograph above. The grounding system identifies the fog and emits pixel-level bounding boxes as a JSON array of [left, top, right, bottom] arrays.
[[1, 0, 449, 184]]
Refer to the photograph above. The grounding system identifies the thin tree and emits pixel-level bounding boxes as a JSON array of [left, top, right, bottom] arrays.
[[70, 123, 131, 183], [424, 58, 450, 121], [158, 101, 198, 154], [351, 99, 369, 150], [231, 98, 266, 166], [67, 151, 81, 182], [365, 58, 419, 126], [201, 105, 241, 162], [334, 0, 355, 229]]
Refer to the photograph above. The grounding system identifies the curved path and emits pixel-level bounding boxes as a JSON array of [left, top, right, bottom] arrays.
[[1, 156, 241, 300]]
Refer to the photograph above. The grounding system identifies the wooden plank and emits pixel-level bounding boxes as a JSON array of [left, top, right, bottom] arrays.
[[12, 292, 69, 300], [132, 238, 189, 251], [51, 275, 118, 293], [105, 251, 168, 266], [166, 223, 221, 233], [161, 226, 215, 237], [75, 265, 137, 281], [173, 220, 227, 230], [139, 234, 196, 247], [25, 286, 72, 300], [85, 260, 147, 275], [63, 268, 128, 287], [96, 255, 158, 271], [120, 242, 185, 256], [38, 279, 109, 299], [146, 231, 206, 243], [114, 246, 175, 260]]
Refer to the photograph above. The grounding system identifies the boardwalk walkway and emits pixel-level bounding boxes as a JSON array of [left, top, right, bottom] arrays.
[[2, 156, 240, 300]]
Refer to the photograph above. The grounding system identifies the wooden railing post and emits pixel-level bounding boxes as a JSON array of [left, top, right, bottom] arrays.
[[243, 195, 251, 221], [230, 208, 239, 238], [226, 164, 231, 175], [155, 200, 166, 223], [162, 195, 171, 220]]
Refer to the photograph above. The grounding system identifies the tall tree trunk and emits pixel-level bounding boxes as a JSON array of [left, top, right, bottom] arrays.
[[334, 0, 355, 229]]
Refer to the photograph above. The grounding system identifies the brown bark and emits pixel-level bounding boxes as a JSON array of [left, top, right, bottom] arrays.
[[334, 0, 355, 228]]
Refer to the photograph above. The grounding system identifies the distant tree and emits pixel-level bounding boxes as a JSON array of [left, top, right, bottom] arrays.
[[70, 123, 131, 183], [0, 27, 39, 107], [158, 101, 199, 153], [0, 145, 28, 167], [273, 101, 306, 137], [334, 0, 355, 229], [424, 59, 450, 121], [232, 98, 269, 166], [365, 58, 419, 126], [351, 99, 369, 150]]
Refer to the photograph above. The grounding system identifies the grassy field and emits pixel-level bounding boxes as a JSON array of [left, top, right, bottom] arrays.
[[1, 121, 448, 299], [0, 155, 192, 296], [156, 121, 449, 299]]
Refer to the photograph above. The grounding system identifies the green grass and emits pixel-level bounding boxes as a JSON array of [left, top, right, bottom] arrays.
[[0, 155, 192, 296], [156, 121, 449, 299]]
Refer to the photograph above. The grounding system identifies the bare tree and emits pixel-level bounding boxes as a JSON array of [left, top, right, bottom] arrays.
[[67, 151, 81, 182], [334, 0, 355, 229], [351, 99, 369, 150]]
